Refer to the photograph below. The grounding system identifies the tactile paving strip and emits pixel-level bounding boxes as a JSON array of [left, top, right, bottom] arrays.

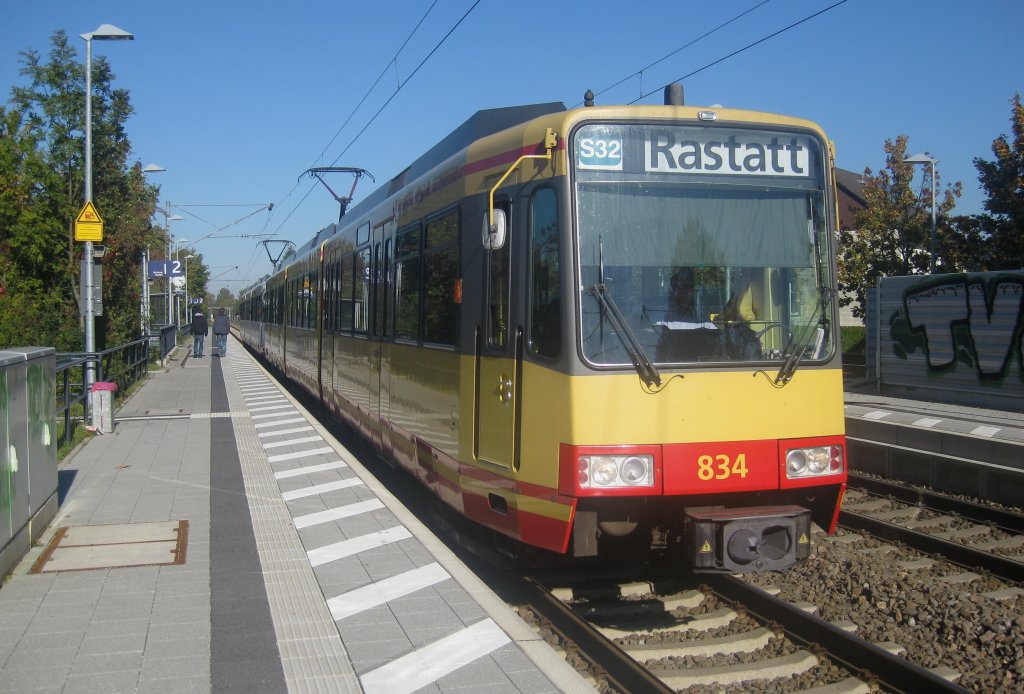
[[29, 520, 188, 573]]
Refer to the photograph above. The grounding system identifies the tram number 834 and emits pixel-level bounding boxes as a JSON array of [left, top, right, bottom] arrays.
[[696, 453, 749, 481]]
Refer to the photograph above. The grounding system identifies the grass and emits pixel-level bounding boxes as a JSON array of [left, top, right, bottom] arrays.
[[841, 325, 865, 355]]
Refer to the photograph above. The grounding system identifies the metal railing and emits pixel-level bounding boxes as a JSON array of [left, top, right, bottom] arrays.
[[55, 329, 179, 449]]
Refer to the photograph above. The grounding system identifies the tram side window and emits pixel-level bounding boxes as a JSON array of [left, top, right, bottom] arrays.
[[300, 275, 310, 328], [324, 261, 333, 334], [331, 259, 340, 333], [423, 211, 459, 346], [308, 269, 318, 331], [383, 236, 394, 337], [288, 278, 297, 327], [487, 206, 510, 351], [395, 225, 421, 341], [339, 255, 354, 332], [354, 249, 370, 334], [529, 188, 561, 358], [372, 242, 383, 337]]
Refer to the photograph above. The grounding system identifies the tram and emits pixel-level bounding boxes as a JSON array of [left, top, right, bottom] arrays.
[[238, 86, 847, 572]]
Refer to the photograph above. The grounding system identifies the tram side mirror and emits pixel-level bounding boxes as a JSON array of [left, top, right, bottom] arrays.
[[482, 209, 507, 250]]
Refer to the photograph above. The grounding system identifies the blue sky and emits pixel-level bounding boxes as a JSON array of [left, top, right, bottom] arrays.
[[5, 1, 1023, 295]]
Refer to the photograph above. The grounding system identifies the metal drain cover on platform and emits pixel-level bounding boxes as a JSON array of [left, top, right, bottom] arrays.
[[31, 520, 188, 573]]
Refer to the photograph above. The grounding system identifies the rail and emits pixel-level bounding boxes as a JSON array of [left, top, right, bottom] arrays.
[[706, 574, 971, 694]]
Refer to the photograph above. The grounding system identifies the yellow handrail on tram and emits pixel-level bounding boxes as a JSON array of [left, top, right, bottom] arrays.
[[488, 128, 558, 228]]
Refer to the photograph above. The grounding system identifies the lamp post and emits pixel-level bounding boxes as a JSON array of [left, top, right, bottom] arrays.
[[174, 238, 191, 326], [157, 203, 184, 324], [184, 254, 196, 323], [905, 152, 939, 274], [141, 164, 165, 336], [81, 23, 133, 414]]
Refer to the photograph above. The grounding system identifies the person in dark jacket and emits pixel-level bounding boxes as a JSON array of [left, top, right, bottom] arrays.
[[191, 310, 208, 358], [212, 308, 230, 356]]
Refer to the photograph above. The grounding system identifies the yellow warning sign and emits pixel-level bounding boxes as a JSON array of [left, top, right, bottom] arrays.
[[74, 201, 104, 242], [699, 540, 712, 553], [798, 533, 809, 545]]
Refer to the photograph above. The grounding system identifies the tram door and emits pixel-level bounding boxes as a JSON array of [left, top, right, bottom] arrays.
[[368, 220, 394, 452], [324, 249, 339, 413], [476, 205, 518, 470]]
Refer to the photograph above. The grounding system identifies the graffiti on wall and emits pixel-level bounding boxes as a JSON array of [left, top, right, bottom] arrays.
[[0, 371, 10, 517], [889, 273, 1024, 383], [26, 363, 54, 450]]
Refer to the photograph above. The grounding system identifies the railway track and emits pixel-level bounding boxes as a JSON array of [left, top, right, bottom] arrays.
[[842, 476, 1024, 583], [518, 570, 969, 693]]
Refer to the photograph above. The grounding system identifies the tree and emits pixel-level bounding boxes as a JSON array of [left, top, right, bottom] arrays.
[[0, 106, 80, 348], [837, 135, 960, 317], [971, 93, 1024, 269], [0, 30, 162, 350], [209, 287, 235, 307]]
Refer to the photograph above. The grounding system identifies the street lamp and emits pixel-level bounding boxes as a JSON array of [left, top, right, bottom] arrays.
[[81, 23, 133, 415], [184, 254, 196, 323], [905, 152, 939, 274], [155, 203, 184, 324], [141, 164, 165, 335], [174, 239, 191, 325]]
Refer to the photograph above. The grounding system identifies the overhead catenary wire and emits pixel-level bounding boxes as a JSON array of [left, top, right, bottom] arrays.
[[312, 0, 441, 166], [269, 0, 482, 237], [168, 203, 275, 244], [576, 0, 773, 107], [259, 2, 442, 234], [629, 0, 851, 105], [247, 0, 846, 286]]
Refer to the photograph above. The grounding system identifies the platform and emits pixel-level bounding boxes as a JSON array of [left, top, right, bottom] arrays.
[[0, 335, 593, 694]]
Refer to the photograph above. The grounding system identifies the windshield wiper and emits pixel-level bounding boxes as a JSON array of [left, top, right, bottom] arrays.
[[587, 282, 662, 388], [775, 287, 831, 385]]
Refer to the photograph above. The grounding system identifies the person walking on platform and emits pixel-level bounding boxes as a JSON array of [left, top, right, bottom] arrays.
[[191, 310, 208, 358], [213, 307, 230, 356]]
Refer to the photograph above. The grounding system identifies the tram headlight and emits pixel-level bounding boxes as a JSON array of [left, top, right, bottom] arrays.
[[577, 454, 654, 488], [591, 457, 619, 486], [785, 445, 843, 479], [786, 450, 807, 476]]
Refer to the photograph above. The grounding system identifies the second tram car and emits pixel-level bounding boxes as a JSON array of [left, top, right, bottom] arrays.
[[238, 88, 847, 572]]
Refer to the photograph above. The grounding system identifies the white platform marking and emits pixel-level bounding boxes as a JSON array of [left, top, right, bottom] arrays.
[[268, 447, 335, 463], [863, 410, 892, 420], [328, 562, 450, 621], [282, 478, 364, 501], [359, 618, 511, 694], [912, 417, 943, 428], [246, 396, 289, 405], [307, 526, 412, 567], [274, 460, 349, 479], [293, 498, 382, 529], [259, 426, 315, 438], [263, 435, 324, 450], [250, 403, 296, 413], [252, 411, 300, 420], [971, 425, 1001, 437], [253, 417, 308, 428]]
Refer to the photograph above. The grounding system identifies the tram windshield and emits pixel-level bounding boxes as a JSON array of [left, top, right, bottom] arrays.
[[573, 123, 835, 368]]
